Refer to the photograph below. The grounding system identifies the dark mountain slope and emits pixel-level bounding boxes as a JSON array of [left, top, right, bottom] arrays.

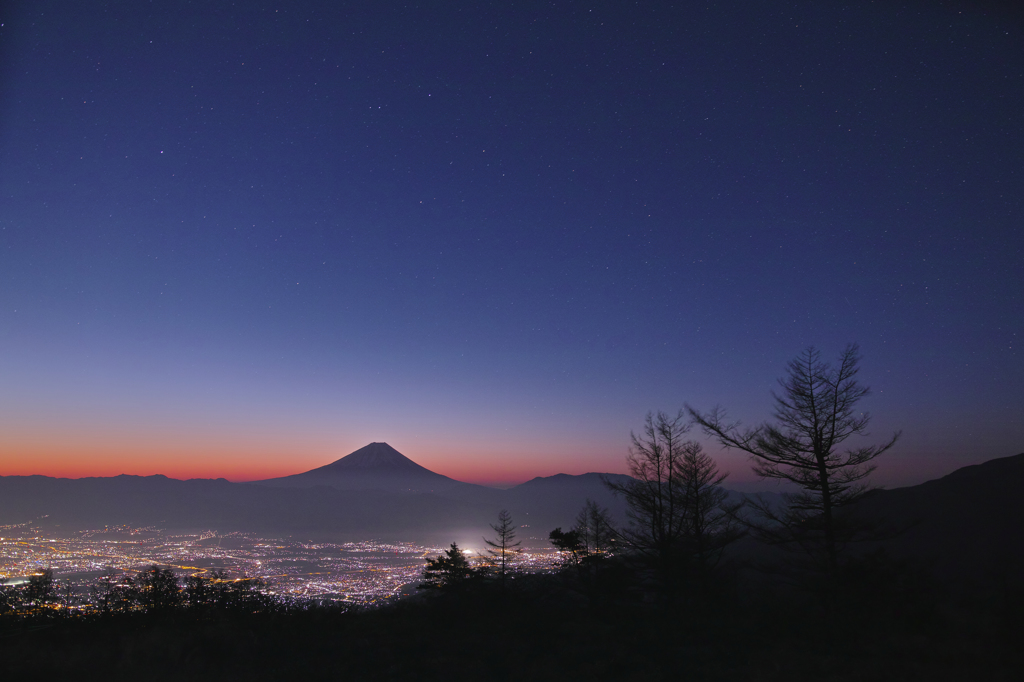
[[504, 472, 631, 536], [855, 452, 1024, 581]]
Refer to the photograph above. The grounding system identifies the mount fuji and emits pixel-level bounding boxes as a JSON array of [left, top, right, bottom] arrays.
[[252, 442, 482, 495]]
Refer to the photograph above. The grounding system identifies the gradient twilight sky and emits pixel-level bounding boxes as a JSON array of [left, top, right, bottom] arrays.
[[1, 1, 1021, 488]]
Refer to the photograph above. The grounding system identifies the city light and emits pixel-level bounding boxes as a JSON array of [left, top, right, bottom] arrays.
[[0, 522, 564, 608]]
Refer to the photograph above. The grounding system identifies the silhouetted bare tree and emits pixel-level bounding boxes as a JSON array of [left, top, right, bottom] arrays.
[[605, 411, 690, 588], [484, 509, 521, 591], [606, 411, 740, 599], [551, 500, 618, 597], [688, 344, 900, 594], [675, 440, 744, 578], [575, 499, 616, 559]]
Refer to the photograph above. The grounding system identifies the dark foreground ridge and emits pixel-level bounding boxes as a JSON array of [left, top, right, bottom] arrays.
[[855, 451, 1024, 581], [1, 551, 1021, 681]]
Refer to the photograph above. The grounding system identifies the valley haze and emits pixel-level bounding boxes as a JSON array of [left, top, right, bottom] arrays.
[[0, 443, 637, 545], [5, 441, 1023, 585]]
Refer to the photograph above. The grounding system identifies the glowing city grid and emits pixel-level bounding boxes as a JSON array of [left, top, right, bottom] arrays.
[[0, 522, 562, 606]]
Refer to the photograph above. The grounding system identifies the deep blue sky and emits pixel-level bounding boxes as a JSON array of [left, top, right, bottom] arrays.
[[1, 1, 1021, 486]]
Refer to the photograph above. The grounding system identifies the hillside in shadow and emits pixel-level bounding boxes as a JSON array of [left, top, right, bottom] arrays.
[[855, 452, 1024, 586]]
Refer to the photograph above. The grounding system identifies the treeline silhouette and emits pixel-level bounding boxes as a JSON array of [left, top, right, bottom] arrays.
[[0, 566, 287, 620], [1, 346, 1020, 680]]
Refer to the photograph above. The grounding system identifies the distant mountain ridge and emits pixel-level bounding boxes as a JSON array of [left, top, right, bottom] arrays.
[[249, 444, 634, 532], [2, 446, 1021, 568], [0, 473, 485, 541], [0, 444, 634, 540]]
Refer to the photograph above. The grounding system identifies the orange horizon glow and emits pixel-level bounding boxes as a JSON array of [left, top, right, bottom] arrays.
[[0, 436, 643, 487], [0, 436, 967, 490], [0, 451, 629, 487], [1, 422, 827, 489]]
